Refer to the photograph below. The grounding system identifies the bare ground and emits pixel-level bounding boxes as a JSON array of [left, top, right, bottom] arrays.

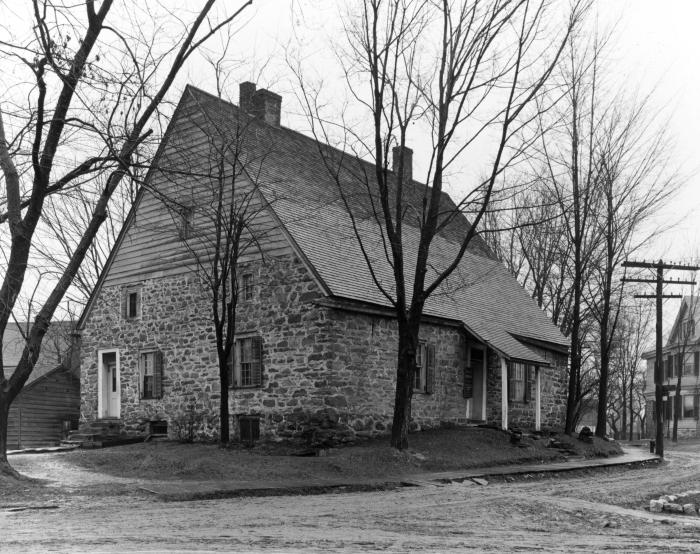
[[1, 438, 698, 552]]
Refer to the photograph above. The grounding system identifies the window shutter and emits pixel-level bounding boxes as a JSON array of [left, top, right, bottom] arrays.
[[463, 365, 472, 399], [425, 344, 436, 394], [695, 352, 699, 376], [226, 347, 234, 388], [252, 336, 263, 386], [507, 363, 514, 402], [154, 350, 163, 398], [122, 291, 128, 319], [231, 341, 240, 388], [138, 354, 143, 399], [524, 366, 532, 403], [666, 356, 673, 379], [695, 395, 699, 419]]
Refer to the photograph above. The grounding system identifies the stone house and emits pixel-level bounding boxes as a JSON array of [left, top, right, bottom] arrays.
[[77, 83, 569, 442], [644, 296, 700, 439]]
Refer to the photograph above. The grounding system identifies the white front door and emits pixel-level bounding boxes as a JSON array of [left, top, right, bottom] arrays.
[[99, 351, 120, 418]]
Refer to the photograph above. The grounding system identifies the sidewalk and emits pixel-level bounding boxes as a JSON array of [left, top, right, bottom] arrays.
[[142, 446, 661, 501]]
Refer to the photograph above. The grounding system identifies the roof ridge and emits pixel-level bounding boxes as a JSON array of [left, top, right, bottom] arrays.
[[183, 84, 467, 212]]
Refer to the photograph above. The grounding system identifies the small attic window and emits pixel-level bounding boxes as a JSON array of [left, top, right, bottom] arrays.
[[178, 206, 194, 240], [122, 286, 142, 320]]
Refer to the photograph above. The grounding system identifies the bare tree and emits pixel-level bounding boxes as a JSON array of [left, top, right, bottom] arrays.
[[0, 0, 252, 476], [155, 89, 272, 444], [587, 100, 677, 438], [298, 0, 585, 449]]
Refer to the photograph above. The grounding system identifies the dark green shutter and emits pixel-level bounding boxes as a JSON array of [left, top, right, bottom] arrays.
[[694, 352, 699, 376], [154, 351, 163, 399], [425, 344, 436, 394], [695, 395, 699, 419], [252, 336, 263, 386]]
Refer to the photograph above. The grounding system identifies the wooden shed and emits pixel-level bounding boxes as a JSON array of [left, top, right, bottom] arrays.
[[7, 365, 80, 449], [4, 321, 80, 449]]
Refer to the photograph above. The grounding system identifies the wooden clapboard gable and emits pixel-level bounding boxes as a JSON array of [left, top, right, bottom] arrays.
[[101, 88, 293, 289]]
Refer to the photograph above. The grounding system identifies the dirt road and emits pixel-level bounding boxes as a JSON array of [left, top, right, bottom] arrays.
[[3, 445, 700, 552]]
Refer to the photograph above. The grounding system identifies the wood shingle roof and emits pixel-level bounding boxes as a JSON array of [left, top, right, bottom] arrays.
[[184, 85, 567, 364]]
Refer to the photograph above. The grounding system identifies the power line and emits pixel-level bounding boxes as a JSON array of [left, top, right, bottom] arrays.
[[621, 259, 700, 458]]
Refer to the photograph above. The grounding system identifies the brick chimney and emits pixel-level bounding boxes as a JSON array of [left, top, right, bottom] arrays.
[[238, 82, 282, 127], [392, 145, 413, 183], [239, 81, 256, 114]]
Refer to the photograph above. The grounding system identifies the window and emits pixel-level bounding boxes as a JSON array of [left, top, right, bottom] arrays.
[[122, 287, 141, 320], [242, 273, 254, 301], [414, 343, 435, 394], [684, 353, 696, 376], [178, 206, 193, 240], [229, 336, 263, 388], [140, 350, 163, 400], [508, 362, 531, 403], [683, 395, 699, 419]]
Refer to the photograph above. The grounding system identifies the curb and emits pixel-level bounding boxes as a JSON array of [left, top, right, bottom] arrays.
[[143, 453, 661, 502]]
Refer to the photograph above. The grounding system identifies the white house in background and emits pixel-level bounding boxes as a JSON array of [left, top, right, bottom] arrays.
[[644, 296, 700, 439]]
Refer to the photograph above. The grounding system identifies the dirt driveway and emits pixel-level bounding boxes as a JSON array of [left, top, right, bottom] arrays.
[[2, 444, 700, 552]]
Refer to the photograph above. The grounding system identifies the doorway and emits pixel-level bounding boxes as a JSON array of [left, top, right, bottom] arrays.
[[98, 350, 120, 418]]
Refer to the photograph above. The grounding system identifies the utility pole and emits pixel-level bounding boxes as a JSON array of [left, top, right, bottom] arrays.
[[622, 260, 699, 457]]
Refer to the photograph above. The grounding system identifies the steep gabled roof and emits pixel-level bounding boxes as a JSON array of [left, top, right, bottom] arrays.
[[182, 86, 566, 364], [666, 295, 700, 347], [80, 85, 566, 365]]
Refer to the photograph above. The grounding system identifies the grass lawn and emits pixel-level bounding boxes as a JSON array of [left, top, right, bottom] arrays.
[[60, 427, 623, 482]]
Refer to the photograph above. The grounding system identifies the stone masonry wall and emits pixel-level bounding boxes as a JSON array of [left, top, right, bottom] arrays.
[[80, 254, 471, 441], [81, 252, 567, 441]]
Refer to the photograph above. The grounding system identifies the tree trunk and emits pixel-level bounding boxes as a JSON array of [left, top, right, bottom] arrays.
[[595, 336, 609, 438], [219, 359, 230, 444], [565, 305, 580, 434], [621, 381, 627, 441], [0, 394, 19, 478], [672, 377, 681, 442], [629, 377, 635, 440], [391, 319, 418, 450]]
